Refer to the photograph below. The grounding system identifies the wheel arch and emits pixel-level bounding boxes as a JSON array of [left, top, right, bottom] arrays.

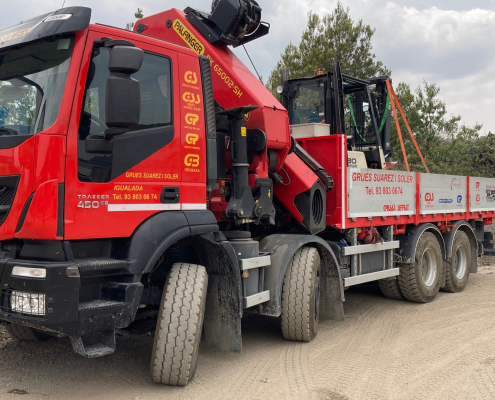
[[126, 211, 219, 275], [396, 223, 446, 264], [127, 212, 243, 354], [443, 220, 477, 273], [259, 234, 344, 321]]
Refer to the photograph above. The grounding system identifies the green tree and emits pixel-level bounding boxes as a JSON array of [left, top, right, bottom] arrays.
[[266, 3, 389, 93], [470, 133, 495, 177], [390, 81, 487, 177], [126, 8, 144, 31]]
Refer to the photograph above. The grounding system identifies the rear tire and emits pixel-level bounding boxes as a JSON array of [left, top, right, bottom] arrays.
[[281, 247, 321, 342], [398, 232, 443, 303], [442, 231, 471, 293], [5, 323, 50, 341], [151, 263, 208, 387], [378, 277, 404, 300]]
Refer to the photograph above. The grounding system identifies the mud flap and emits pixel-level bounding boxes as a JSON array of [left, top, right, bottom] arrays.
[[318, 245, 345, 321], [203, 274, 242, 353]]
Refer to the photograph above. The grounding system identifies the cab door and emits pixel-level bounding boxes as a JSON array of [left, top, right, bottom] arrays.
[[65, 29, 184, 239]]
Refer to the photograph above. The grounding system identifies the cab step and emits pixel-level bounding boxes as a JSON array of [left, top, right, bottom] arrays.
[[70, 330, 116, 358], [78, 300, 125, 311], [75, 258, 128, 277]]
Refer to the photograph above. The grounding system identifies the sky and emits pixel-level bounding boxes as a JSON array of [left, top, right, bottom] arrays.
[[2, 0, 495, 132]]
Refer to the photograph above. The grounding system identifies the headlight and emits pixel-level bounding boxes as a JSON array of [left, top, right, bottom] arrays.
[[11, 291, 46, 316], [12, 266, 46, 279], [276, 85, 285, 95]]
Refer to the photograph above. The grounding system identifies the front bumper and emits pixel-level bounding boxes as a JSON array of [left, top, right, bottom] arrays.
[[0, 259, 142, 336]]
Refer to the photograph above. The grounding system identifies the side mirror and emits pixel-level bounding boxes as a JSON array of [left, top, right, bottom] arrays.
[[104, 45, 144, 138], [87, 45, 144, 153]]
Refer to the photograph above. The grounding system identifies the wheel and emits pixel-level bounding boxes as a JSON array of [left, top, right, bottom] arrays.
[[398, 232, 443, 303], [281, 247, 321, 342], [5, 323, 50, 341], [151, 263, 208, 387], [442, 231, 471, 293], [378, 277, 404, 300]]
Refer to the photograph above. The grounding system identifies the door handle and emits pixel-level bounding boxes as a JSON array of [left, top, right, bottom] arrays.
[[160, 187, 179, 204]]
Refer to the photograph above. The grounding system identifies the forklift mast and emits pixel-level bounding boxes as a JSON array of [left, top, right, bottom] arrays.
[[279, 61, 392, 169]]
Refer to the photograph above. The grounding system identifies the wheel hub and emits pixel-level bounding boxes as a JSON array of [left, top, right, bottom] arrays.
[[454, 245, 468, 280], [421, 247, 438, 288]]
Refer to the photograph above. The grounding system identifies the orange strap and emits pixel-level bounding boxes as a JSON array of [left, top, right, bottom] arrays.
[[385, 80, 409, 172], [385, 80, 429, 174]]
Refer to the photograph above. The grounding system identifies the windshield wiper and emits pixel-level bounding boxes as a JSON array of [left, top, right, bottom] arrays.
[[0, 128, 18, 135]]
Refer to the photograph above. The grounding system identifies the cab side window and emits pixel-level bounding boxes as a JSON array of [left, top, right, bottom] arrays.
[[78, 46, 172, 183]]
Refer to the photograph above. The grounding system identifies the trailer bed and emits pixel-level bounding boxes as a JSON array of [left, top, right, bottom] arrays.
[[296, 135, 495, 230]]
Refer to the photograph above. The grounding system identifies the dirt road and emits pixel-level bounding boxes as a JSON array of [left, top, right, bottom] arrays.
[[1, 267, 495, 400]]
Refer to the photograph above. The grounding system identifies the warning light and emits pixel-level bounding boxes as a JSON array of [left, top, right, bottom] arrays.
[[315, 69, 325, 76]]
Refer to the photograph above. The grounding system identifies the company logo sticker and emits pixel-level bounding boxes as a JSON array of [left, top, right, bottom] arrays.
[[185, 133, 199, 145], [183, 92, 201, 104], [457, 195, 463, 204], [185, 113, 199, 126], [184, 71, 198, 84], [439, 199, 453, 204], [184, 154, 200, 167], [425, 193, 434, 202], [173, 19, 205, 55], [450, 178, 462, 190]]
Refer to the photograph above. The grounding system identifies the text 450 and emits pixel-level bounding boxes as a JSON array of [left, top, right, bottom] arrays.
[[78, 201, 107, 209]]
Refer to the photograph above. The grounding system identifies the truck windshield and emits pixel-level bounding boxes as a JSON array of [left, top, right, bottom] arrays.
[[0, 35, 74, 136]]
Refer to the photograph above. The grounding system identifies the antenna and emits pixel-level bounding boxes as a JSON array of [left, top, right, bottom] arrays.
[[62, 0, 66, 7]]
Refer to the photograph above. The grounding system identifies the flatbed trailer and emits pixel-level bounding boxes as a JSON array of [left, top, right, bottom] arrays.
[[0, 0, 493, 388], [297, 134, 495, 230]]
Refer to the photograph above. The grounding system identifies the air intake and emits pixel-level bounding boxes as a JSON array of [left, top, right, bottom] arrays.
[[0, 176, 19, 227]]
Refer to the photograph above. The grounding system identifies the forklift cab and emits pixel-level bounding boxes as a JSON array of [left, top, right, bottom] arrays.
[[279, 61, 392, 170]]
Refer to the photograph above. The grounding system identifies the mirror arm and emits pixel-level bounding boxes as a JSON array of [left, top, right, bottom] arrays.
[[104, 127, 129, 139], [86, 135, 114, 154], [94, 37, 136, 48]]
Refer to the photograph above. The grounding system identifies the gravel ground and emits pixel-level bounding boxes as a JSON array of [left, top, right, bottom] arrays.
[[0, 225, 493, 399]]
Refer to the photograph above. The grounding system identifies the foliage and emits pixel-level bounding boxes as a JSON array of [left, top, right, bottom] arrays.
[[126, 8, 144, 31], [266, 2, 389, 93], [0, 82, 37, 128], [390, 81, 492, 177]]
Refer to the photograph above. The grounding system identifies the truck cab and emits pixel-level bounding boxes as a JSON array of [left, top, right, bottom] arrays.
[[0, 4, 220, 360]]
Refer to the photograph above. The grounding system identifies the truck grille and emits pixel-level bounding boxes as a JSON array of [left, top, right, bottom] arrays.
[[0, 176, 20, 227]]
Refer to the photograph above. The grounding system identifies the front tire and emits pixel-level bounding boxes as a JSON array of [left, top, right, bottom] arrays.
[[6, 323, 50, 341], [281, 247, 321, 342], [442, 231, 471, 293], [151, 263, 208, 387], [398, 232, 443, 303]]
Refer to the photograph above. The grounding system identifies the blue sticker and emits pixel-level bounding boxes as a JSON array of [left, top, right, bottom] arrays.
[[0, 106, 9, 127]]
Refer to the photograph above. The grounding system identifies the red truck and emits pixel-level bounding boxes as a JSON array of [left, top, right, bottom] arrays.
[[0, 0, 493, 386]]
